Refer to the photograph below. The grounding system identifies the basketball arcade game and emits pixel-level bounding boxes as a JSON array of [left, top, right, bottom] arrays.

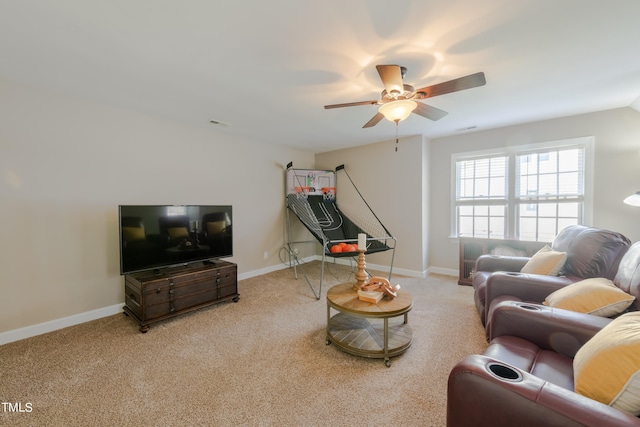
[[285, 162, 396, 299]]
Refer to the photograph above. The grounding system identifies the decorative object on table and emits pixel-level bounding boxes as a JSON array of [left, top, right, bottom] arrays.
[[353, 233, 401, 300], [354, 233, 369, 290], [361, 276, 401, 299], [357, 289, 384, 304]]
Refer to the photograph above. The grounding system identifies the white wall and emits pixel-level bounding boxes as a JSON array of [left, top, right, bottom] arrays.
[[428, 107, 640, 272], [0, 77, 314, 334], [4, 75, 639, 340], [315, 134, 428, 277]]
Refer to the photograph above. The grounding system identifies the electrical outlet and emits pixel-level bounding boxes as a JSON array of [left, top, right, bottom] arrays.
[[263, 251, 268, 259]]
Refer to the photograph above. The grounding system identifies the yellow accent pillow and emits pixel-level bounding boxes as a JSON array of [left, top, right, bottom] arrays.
[[574, 311, 640, 415], [122, 226, 145, 242], [167, 227, 189, 239], [520, 245, 567, 275], [543, 278, 635, 317], [207, 221, 226, 235]]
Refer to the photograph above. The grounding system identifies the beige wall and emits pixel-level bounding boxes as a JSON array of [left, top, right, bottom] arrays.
[[315, 134, 429, 276], [0, 77, 314, 334], [428, 107, 640, 272], [4, 74, 640, 339]]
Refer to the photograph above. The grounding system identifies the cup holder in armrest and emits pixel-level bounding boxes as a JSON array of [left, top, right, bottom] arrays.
[[517, 303, 542, 311], [503, 272, 523, 276], [487, 362, 523, 382]]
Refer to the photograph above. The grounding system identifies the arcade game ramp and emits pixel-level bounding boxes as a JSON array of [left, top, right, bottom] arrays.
[[285, 163, 396, 298]]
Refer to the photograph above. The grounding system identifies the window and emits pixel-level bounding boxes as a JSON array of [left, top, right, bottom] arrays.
[[452, 137, 593, 241], [456, 156, 508, 239]]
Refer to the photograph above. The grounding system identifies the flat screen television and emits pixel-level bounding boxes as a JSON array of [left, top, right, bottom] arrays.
[[118, 205, 233, 274]]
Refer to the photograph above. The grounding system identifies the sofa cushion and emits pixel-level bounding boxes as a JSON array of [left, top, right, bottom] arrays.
[[520, 245, 567, 275], [574, 311, 640, 415], [543, 277, 635, 317]]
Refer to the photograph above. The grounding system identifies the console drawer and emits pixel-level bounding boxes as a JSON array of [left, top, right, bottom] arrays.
[[123, 261, 238, 332]]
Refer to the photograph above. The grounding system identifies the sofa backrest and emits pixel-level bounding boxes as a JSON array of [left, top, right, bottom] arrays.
[[552, 225, 631, 280], [614, 241, 640, 310]]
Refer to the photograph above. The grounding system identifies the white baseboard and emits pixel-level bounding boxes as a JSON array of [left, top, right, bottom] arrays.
[[307, 255, 428, 279], [0, 304, 124, 346], [237, 262, 291, 281], [275, 256, 457, 280], [1, 263, 297, 345], [0, 259, 458, 346], [427, 266, 458, 277]]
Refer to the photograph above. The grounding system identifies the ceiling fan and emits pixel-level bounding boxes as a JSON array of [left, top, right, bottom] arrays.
[[324, 65, 486, 128]]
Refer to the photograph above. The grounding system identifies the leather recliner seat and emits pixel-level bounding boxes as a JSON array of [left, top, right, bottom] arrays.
[[447, 241, 640, 426], [447, 314, 640, 426], [472, 225, 630, 328]]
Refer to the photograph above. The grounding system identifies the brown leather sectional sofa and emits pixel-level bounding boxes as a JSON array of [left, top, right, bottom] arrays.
[[472, 225, 630, 329], [447, 226, 640, 426]]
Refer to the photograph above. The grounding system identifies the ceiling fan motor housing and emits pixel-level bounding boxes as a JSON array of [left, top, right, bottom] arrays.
[[382, 84, 415, 103]]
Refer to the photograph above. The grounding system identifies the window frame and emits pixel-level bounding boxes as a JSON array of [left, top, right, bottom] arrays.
[[450, 136, 594, 240]]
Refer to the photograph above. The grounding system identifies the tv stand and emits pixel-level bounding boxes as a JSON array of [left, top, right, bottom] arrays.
[[123, 261, 238, 332]]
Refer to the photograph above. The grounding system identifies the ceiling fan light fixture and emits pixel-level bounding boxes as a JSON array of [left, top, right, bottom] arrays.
[[378, 99, 417, 123]]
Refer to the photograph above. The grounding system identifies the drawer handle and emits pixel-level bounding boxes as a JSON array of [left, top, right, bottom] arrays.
[[128, 294, 140, 307]]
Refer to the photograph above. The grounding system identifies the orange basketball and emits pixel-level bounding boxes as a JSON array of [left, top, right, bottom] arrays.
[[343, 244, 357, 253], [330, 245, 343, 253]]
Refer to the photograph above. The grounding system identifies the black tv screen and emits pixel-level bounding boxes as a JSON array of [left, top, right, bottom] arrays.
[[119, 205, 233, 274]]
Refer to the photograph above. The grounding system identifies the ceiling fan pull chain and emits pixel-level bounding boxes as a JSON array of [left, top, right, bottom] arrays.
[[395, 122, 399, 152]]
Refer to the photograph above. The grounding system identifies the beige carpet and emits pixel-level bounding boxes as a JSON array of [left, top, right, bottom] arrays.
[[0, 261, 487, 426]]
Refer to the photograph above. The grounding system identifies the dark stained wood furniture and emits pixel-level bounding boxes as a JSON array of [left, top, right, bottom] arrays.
[[458, 237, 549, 286], [123, 261, 238, 332]]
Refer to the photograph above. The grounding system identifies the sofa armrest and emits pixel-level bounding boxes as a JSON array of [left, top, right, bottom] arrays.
[[488, 301, 612, 356], [485, 271, 574, 308], [475, 255, 529, 273], [447, 355, 640, 427]]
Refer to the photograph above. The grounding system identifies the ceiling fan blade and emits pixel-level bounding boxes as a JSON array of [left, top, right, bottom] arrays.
[[414, 72, 486, 99], [412, 102, 448, 121], [376, 65, 404, 96], [363, 112, 384, 128], [324, 100, 379, 109]]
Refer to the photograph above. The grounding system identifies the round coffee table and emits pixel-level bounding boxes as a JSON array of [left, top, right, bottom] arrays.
[[325, 282, 413, 367]]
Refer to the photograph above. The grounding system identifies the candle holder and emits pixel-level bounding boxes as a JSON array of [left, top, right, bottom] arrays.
[[354, 249, 369, 290]]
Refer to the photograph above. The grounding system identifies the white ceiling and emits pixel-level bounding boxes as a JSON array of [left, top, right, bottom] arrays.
[[1, 1, 640, 153]]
